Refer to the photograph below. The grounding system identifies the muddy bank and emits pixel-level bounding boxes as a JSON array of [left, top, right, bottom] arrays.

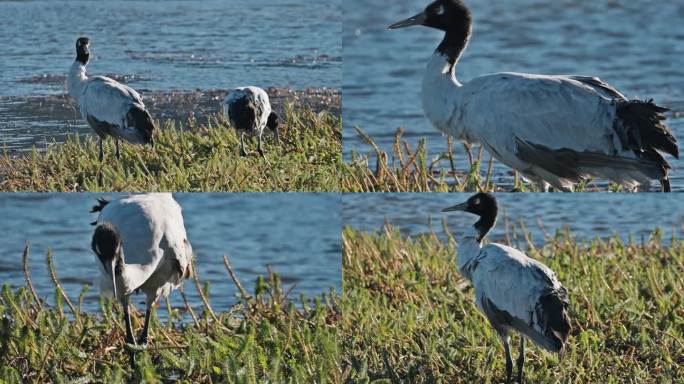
[[0, 87, 340, 153]]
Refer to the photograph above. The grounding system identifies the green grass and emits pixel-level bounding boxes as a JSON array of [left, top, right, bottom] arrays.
[[0, 103, 341, 192], [342, 127, 623, 193], [341, 223, 684, 383], [0, 246, 342, 383]]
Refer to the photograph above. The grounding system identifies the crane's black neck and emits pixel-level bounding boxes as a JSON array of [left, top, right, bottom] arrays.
[[435, 14, 472, 67], [76, 50, 89, 65], [473, 206, 496, 242]]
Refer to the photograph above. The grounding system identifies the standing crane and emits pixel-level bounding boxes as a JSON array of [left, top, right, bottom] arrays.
[[389, 0, 678, 191], [222, 86, 280, 157], [90, 193, 193, 347], [67, 37, 156, 161], [442, 193, 571, 383]]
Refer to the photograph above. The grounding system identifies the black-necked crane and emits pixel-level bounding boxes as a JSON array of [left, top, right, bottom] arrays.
[[222, 86, 280, 157], [389, 0, 678, 192], [442, 193, 571, 383], [67, 37, 156, 161], [90, 193, 192, 348]]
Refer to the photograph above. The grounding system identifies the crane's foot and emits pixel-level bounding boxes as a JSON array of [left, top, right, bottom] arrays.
[[137, 335, 149, 348]]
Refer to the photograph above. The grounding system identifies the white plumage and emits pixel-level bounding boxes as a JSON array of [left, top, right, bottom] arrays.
[[91, 193, 193, 347], [67, 37, 155, 161], [390, 0, 678, 191], [443, 193, 570, 383], [222, 86, 280, 156]]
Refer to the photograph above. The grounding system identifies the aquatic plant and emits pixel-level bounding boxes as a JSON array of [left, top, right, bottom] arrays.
[[341, 222, 684, 382], [0, 103, 341, 192]]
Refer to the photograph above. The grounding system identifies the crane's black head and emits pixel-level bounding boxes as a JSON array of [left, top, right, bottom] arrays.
[[92, 223, 124, 297], [442, 193, 498, 241], [267, 112, 281, 144], [388, 0, 472, 63], [75, 37, 90, 65], [389, 0, 470, 32]]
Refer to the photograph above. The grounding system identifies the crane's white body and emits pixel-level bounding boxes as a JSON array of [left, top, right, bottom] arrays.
[[422, 53, 662, 190], [68, 61, 150, 144], [457, 226, 565, 351], [94, 193, 193, 306], [222, 86, 272, 136]]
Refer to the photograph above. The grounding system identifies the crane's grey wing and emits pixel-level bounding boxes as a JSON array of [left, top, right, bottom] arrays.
[[463, 73, 673, 186], [96, 194, 170, 266], [464, 73, 623, 157], [567, 75, 627, 100], [473, 244, 569, 352], [79, 76, 148, 141]]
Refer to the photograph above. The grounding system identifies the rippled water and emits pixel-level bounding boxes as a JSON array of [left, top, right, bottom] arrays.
[[343, 193, 684, 247], [0, 0, 341, 151], [0, 193, 341, 313], [343, 0, 684, 190]]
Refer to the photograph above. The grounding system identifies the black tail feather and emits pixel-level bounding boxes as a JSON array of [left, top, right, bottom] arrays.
[[615, 99, 679, 159], [126, 106, 156, 144], [90, 198, 109, 225], [536, 288, 571, 352]]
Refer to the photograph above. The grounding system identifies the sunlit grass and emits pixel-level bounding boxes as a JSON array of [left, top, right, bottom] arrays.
[[0, 103, 341, 192], [342, 223, 684, 383], [342, 127, 624, 192], [0, 246, 342, 383]]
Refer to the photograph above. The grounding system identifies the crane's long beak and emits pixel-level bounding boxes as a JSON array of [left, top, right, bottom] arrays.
[[442, 201, 468, 212], [388, 11, 427, 29], [108, 259, 118, 301]]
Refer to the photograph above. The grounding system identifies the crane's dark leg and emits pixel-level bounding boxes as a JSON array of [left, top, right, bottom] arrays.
[[115, 139, 121, 160], [502, 335, 513, 384], [137, 303, 152, 347], [257, 134, 265, 157], [99, 138, 104, 162], [239, 132, 248, 157], [662, 177, 671, 192], [273, 126, 281, 145], [516, 336, 525, 383], [122, 295, 136, 346]]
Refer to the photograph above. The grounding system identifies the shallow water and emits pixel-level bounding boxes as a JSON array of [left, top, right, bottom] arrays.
[[343, 0, 684, 190], [343, 193, 684, 247], [0, 193, 341, 314], [0, 0, 341, 151]]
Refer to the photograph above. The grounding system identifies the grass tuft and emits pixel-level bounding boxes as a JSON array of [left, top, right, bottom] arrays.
[[0, 103, 341, 192], [0, 246, 342, 383], [341, 223, 684, 383], [342, 128, 624, 192]]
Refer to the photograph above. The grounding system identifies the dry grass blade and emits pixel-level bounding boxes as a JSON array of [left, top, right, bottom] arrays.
[[190, 259, 227, 330], [223, 254, 252, 301], [46, 248, 81, 325], [179, 285, 200, 328], [22, 242, 42, 311]]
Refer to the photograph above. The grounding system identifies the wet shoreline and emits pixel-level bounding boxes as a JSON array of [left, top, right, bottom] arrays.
[[0, 87, 340, 154]]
